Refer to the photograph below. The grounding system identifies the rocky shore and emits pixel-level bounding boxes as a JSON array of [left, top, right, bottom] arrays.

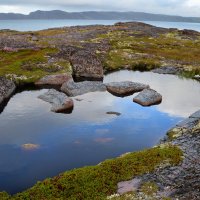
[[115, 110, 200, 200]]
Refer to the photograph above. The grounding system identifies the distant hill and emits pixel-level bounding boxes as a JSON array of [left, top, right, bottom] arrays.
[[0, 10, 200, 23]]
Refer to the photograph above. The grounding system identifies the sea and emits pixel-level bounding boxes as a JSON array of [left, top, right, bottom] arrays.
[[0, 19, 200, 31]]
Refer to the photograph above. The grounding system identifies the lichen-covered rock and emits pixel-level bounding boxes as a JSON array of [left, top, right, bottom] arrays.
[[105, 81, 149, 97], [70, 50, 104, 81], [133, 89, 162, 106], [0, 76, 16, 105], [38, 89, 74, 113], [61, 80, 106, 97], [35, 74, 72, 87]]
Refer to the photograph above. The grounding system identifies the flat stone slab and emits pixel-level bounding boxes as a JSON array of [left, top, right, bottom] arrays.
[[189, 110, 200, 119], [117, 178, 142, 195], [61, 80, 106, 97], [0, 76, 16, 105], [35, 74, 72, 87], [133, 89, 162, 106], [176, 117, 199, 129], [38, 89, 74, 113], [152, 66, 182, 75], [105, 81, 149, 97]]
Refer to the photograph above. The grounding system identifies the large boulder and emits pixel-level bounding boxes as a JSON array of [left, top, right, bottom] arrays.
[[35, 74, 72, 88], [105, 81, 149, 97], [70, 50, 104, 81], [38, 89, 74, 113], [133, 89, 162, 106], [61, 80, 106, 97], [0, 76, 16, 105]]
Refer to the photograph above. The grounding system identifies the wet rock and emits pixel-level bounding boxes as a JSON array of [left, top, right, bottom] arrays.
[[70, 50, 104, 81], [152, 66, 182, 75], [189, 110, 200, 119], [193, 75, 200, 81], [61, 80, 106, 97], [35, 74, 72, 88], [0, 76, 16, 105], [106, 111, 121, 116], [105, 81, 149, 97], [133, 89, 162, 106], [38, 89, 74, 113]]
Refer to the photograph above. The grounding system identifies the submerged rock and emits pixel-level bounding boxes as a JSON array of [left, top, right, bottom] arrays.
[[133, 89, 162, 106], [0, 76, 16, 105], [35, 74, 72, 88], [61, 80, 106, 97], [152, 66, 182, 75], [106, 111, 121, 116], [70, 50, 104, 81], [105, 81, 149, 97], [38, 89, 74, 113], [21, 143, 40, 150]]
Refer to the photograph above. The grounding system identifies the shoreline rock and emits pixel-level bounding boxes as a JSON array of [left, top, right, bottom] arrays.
[[70, 50, 104, 81], [38, 89, 74, 113], [35, 74, 72, 88], [152, 66, 182, 75], [0, 76, 16, 105], [117, 109, 200, 199], [105, 81, 149, 97], [133, 89, 162, 106]]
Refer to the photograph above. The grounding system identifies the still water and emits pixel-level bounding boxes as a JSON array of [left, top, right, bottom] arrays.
[[0, 19, 200, 31], [0, 70, 200, 194]]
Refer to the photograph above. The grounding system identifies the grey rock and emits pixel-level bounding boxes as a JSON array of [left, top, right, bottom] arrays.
[[189, 110, 200, 119], [0, 76, 16, 105], [105, 81, 149, 97], [152, 66, 182, 75], [35, 74, 72, 88], [61, 80, 106, 97], [38, 89, 74, 113], [117, 178, 142, 195], [176, 117, 199, 129], [133, 89, 162, 106], [70, 50, 104, 81]]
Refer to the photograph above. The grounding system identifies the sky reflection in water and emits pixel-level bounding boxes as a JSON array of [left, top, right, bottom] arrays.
[[0, 70, 200, 194]]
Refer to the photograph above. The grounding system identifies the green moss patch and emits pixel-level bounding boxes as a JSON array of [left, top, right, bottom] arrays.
[[7, 145, 182, 200], [0, 48, 71, 85]]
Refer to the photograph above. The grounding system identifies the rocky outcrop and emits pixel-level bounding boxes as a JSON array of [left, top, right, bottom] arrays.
[[152, 66, 182, 75], [0, 76, 16, 105], [38, 89, 74, 113], [35, 74, 72, 88], [105, 81, 149, 97], [116, 110, 200, 199], [61, 80, 106, 97], [70, 50, 104, 81], [133, 89, 162, 106]]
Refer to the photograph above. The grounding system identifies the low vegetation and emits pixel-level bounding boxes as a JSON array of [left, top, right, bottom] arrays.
[[0, 48, 72, 85], [0, 145, 182, 200]]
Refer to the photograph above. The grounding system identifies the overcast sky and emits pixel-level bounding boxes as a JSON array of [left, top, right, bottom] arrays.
[[1, 0, 200, 17]]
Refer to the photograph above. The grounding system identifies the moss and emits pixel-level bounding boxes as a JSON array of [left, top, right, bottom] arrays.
[[140, 182, 158, 196], [0, 48, 72, 85], [6, 145, 182, 200], [0, 191, 11, 200]]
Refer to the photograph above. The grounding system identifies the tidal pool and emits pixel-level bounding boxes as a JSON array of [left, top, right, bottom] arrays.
[[0, 70, 200, 194]]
